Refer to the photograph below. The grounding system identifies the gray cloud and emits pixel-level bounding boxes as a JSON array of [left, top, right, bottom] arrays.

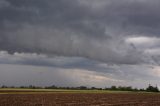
[[0, 64, 123, 87], [0, 51, 158, 83], [0, 51, 120, 74], [0, 0, 160, 87], [0, 60, 159, 88], [1, 0, 160, 65]]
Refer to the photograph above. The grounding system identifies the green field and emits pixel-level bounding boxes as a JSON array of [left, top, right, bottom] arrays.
[[0, 88, 151, 94]]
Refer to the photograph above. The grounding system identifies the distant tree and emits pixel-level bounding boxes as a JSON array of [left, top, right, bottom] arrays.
[[139, 88, 145, 91], [78, 86, 87, 90], [20, 86, 26, 88], [91, 87, 98, 90], [111, 86, 117, 90], [29, 85, 35, 89], [98, 88, 103, 90], [146, 84, 159, 92], [126, 86, 132, 91], [45, 85, 57, 89], [1, 85, 8, 88], [10, 86, 15, 88]]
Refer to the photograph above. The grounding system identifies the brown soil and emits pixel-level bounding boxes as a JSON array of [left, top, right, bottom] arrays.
[[0, 93, 160, 106]]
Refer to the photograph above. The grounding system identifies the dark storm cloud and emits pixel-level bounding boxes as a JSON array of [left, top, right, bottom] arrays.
[[0, 51, 116, 74], [0, 0, 160, 65]]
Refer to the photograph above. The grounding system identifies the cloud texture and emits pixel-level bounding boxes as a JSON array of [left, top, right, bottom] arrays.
[[0, 0, 160, 65], [0, 0, 160, 87]]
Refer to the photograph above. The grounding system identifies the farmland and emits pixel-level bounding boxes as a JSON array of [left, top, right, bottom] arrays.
[[1, 89, 160, 106]]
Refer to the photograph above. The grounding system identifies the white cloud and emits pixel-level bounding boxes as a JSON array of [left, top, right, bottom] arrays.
[[126, 36, 160, 48], [145, 48, 160, 55]]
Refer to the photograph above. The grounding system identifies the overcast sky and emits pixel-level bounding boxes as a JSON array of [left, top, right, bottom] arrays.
[[0, 0, 160, 88]]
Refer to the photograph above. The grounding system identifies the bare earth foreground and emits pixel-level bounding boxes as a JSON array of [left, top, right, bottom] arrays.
[[1, 90, 160, 106]]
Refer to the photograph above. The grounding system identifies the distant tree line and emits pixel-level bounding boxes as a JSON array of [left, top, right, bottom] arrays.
[[0, 84, 159, 92], [105, 85, 148, 92], [146, 84, 159, 92], [105, 85, 159, 92]]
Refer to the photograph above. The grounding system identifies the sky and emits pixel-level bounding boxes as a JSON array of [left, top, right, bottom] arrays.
[[0, 0, 160, 88]]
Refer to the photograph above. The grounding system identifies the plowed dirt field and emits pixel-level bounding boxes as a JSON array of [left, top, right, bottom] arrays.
[[0, 91, 160, 106]]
